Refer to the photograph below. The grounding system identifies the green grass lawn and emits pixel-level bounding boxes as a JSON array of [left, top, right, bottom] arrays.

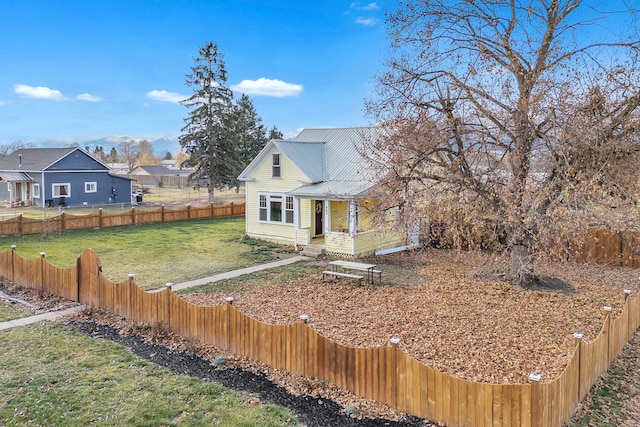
[[0, 322, 298, 426], [0, 301, 25, 322], [0, 217, 291, 290]]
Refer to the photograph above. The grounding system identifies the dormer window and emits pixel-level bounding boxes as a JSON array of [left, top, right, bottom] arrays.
[[272, 154, 281, 178]]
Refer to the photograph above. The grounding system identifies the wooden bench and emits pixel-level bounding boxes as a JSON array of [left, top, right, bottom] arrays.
[[322, 270, 364, 285]]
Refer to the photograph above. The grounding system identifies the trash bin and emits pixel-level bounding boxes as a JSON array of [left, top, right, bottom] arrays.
[[136, 194, 143, 203]]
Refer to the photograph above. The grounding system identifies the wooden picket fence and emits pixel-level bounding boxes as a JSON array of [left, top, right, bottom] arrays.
[[2, 247, 639, 427], [0, 203, 245, 236]]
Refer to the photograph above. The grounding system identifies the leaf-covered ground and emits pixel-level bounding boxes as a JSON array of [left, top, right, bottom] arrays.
[[181, 249, 636, 384]]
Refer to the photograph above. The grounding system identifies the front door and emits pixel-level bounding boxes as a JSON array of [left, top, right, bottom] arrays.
[[314, 200, 323, 236]]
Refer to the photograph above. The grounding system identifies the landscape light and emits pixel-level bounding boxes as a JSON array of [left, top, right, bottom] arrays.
[[40, 252, 46, 256], [10, 245, 16, 249], [165, 282, 173, 288], [390, 337, 401, 345], [572, 333, 583, 339], [624, 289, 632, 295], [299, 314, 309, 322], [528, 373, 542, 382], [602, 306, 612, 312], [128, 273, 135, 279], [225, 296, 234, 303]]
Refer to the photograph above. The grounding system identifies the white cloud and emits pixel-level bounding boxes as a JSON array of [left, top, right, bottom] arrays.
[[146, 89, 187, 103], [14, 84, 68, 101], [350, 2, 379, 11], [231, 78, 303, 98], [355, 16, 379, 26], [76, 93, 103, 102]]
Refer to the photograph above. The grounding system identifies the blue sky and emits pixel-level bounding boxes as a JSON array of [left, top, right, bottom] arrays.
[[0, 0, 390, 145]]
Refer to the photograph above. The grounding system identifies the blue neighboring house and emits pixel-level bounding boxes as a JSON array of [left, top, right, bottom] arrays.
[[0, 147, 134, 207]]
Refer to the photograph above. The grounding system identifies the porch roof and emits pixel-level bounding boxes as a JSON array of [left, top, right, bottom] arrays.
[[0, 172, 34, 182], [287, 180, 374, 200]]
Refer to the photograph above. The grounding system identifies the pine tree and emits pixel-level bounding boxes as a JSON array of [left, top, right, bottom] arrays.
[[179, 41, 236, 203], [268, 126, 283, 140], [232, 94, 268, 187]]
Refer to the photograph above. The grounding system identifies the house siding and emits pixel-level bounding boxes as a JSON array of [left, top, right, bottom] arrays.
[[44, 172, 131, 206], [245, 148, 309, 245]]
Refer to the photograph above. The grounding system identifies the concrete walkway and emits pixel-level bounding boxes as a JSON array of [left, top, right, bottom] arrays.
[[0, 255, 308, 330]]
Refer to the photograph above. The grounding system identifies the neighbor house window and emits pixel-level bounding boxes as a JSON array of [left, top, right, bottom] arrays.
[[85, 182, 97, 193], [258, 193, 294, 224], [272, 154, 281, 178], [32, 184, 40, 198], [52, 183, 70, 197]]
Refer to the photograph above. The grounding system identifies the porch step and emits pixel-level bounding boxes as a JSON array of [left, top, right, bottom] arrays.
[[300, 244, 326, 259]]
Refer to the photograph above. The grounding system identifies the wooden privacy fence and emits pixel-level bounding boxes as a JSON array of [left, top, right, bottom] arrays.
[[2, 248, 639, 427], [0, 203, 245, 236]]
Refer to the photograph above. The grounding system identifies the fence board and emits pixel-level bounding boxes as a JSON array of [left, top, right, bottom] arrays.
[[579, 317, 610, 400]]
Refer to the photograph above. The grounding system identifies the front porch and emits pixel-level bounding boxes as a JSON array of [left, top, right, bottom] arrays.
[[294, 198, 407, 257]]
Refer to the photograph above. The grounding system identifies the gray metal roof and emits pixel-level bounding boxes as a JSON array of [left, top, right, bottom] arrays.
[[238, 126, 385, 199], [0, 172, 33, 182], [287, 180, 375, 199], [293, 127, 382, 182], [273, 140, 324, 183]]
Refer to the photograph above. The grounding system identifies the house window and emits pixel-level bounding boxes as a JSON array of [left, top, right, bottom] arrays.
[[85, 182, 97, 193], [270, 196, 282, 222], [32, 184, 40, 198], [52, 183, 70, 198], [259, 195, 267, 221], [272, 154, 281, 178], [285, 196, 294, 224], [258, 193, 294, 224]]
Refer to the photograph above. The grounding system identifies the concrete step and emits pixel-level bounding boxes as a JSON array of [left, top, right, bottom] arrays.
[[300, 244, 326, 258]]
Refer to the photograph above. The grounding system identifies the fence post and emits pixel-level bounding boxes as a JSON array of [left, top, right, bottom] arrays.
[[602, 305, 612, 365], [165, 282, 173, 327], [99, 208, 103, 229], [131, 208, 136, 226], [300, 314, 309, 377], [230, 202, 234, 216], [187, 204, 191, 220], [211, 203, 215, 219], [390, 337, 400, 409], [573, 332, 583, 400], [40, 252, 46, 291], [161, 205, 165, 223], [625, 289, 633, 341], [18, 214, 23, 236], [10, 244, 16, 282], [226, 296, 234, 351]]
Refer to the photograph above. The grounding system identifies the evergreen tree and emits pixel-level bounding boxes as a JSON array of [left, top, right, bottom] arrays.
[[109, 147, 118, 163], [268, 126, 283, 140], [179, 41, 236, 203], [232, 94, 268, 186]]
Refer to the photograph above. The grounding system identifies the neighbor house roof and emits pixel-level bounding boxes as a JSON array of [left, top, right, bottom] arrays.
[[129, 165, 195, 176], [0, 147, 108, 172]]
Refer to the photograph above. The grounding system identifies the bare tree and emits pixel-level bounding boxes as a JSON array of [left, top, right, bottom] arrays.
[[366, 0, 640, 285], [119, 139, 140, 172]]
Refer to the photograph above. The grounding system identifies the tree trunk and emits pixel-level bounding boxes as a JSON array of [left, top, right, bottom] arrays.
[[208, 186, 215, 204], [509, 243, 536, 286]]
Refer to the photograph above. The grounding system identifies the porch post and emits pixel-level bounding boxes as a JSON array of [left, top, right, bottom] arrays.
[[324, 200, 330, 234], [294, 197, 300, 247], [349, 201, 357, 235]]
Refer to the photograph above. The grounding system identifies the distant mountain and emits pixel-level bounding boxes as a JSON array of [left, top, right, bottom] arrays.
[[29, 136, 181, 157]]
